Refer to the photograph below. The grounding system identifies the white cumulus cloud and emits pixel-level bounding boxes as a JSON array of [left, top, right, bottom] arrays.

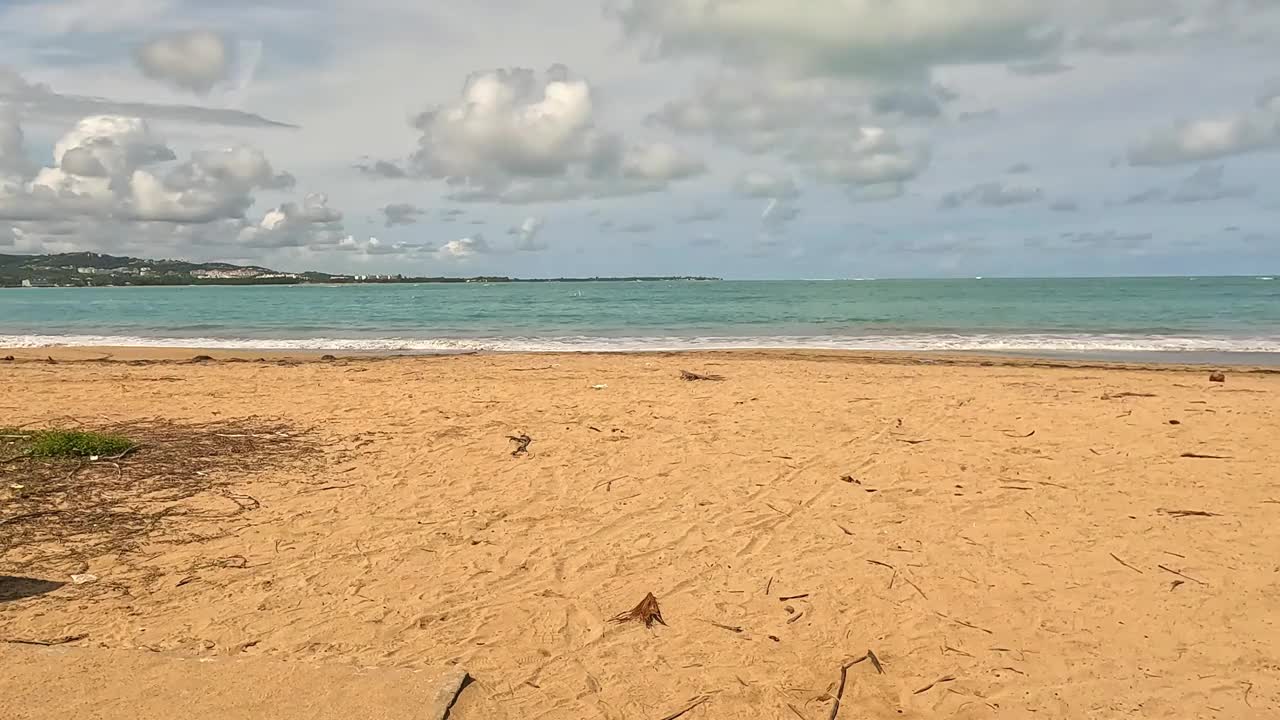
[[371, 66, 704, 203], [508, 216, 547, 251], [439, 234, 491, 258]]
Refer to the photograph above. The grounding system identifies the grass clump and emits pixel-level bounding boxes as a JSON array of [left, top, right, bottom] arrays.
[[3, 428, 135, 459]]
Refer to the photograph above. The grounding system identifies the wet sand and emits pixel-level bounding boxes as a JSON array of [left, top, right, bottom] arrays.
[[2, 349, 1278, 718]]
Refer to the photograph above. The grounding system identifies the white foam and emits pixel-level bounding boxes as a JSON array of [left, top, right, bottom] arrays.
[[4, 333, 1280, 354]]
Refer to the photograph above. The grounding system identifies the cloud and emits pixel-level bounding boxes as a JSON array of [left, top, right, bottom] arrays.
[[618, 221, 656, 234], [377, 65, 702, 203], [690, 232, 719, 247], [0, 111, 340, 257], [1007, 162, 1032, 174], [1127, 90, 1280, 166], [237, 194, 345, 248], [760, 197, 799, 234], [615, 0, 1056, 77], [1260, 78, 1280, 112], [508, 216, 547, 251], [941, 181, 1043, 209], [620, 141, 706, 181], [0, 67, 294, 129], [135, 30, 234, 95], [356, 159, 408, 179], [870, 87, 946, 118], [438, 234, 491, 258], [733, 169, 799, 198], [1124, 164, 1255, 205], [382, 203, 426, 227], [1007, 59, 1072, 76], [1026, 230, 1154, 252], [0, 107, 33, 181], [849, 182, 905, 203], [1049, 198, 1080, 212], [331, 236, 434, 257], [676, 204, 724, 223], [798, 126, 930, 188]]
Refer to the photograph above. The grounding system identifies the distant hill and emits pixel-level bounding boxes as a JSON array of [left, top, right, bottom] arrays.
[[0, 252, 719, 287], [0, 252, 293, 287]]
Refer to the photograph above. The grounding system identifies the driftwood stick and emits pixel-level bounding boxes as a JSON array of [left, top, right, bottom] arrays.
[[659, 695, 710, 720], [1158, 564, 1208, 586], [1109, 553, 1143, 574]]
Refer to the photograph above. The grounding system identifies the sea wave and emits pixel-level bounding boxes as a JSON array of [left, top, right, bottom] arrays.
[[4, 332, 1280, 354]]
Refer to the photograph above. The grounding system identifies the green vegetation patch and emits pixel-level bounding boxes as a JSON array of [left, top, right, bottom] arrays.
[[2, 428, 135, 459]]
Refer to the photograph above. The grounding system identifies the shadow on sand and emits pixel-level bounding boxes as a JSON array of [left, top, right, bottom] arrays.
[[0, 576, 65, 603]]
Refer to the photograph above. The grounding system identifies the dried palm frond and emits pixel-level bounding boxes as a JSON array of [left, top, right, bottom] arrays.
[[611, 592, 666, 627]]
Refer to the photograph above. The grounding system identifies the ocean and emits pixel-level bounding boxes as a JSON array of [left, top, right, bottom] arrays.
[[2, 277, 1278, 362]]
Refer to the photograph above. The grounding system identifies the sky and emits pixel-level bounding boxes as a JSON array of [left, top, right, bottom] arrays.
[[1, 0, 1279, 279]]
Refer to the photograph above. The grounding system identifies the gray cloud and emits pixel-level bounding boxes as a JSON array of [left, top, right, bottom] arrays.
[[941, 181, 1043, 209], [1049, 198, 1080, 212], [618, 221, 656, 234], [676, 204, 724, 223], [1007, 59, 1072, 76], [382, 203, 426, 227], [135, 30, 234, 95], [616, 1, 1056, 77], [0, 66, 294, 129], [1125, 165, 1255, 205], [760, 197, 800, 234], [1026, 230, 1154, 252], [356, 159, 408, 179], [733, 169, 799, 198]]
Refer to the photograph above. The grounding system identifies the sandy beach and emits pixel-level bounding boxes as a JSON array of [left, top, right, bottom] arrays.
[[2, 349, 1278, 719]]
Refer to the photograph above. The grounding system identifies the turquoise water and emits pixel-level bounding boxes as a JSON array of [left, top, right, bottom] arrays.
[[1, 278, 1278, 357]]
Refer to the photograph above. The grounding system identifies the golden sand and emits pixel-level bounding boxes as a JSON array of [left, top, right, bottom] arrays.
[[2, 350, 1278, 718]]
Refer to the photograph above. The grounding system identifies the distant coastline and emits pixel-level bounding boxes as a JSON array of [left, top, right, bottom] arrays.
[[0, 252, 719, 288]]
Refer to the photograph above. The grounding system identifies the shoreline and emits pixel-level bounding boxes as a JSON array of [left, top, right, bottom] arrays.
[[4, 345, 1279, 373]]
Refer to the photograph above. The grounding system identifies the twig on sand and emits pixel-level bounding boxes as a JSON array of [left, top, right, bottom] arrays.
[[1101, 392, 1157, 399], [508, 434, 532, 457], [1180, 452, 1231, 459], [827, 650, 885, 720], [704, 620, 743, 634], [866, 560, 897, 589], [1158, 508, 1221, 518], [901, 575, 928, 600], [1, 633, 87, 646], [936, 612, 993, 635], [592, 475, 632, 492], [913, 676, 956, 695], [1109, 553, 1143, 574], [612, 592, 666, 628], [896, 438, 929, 445], [658, 695, 710, 720], [1157, 564, 1207, 586], [765, 576, 773, 596], [680, 370, 724, 382], [1001, 430, 1036, 438], [778, 593, 809, 601]]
